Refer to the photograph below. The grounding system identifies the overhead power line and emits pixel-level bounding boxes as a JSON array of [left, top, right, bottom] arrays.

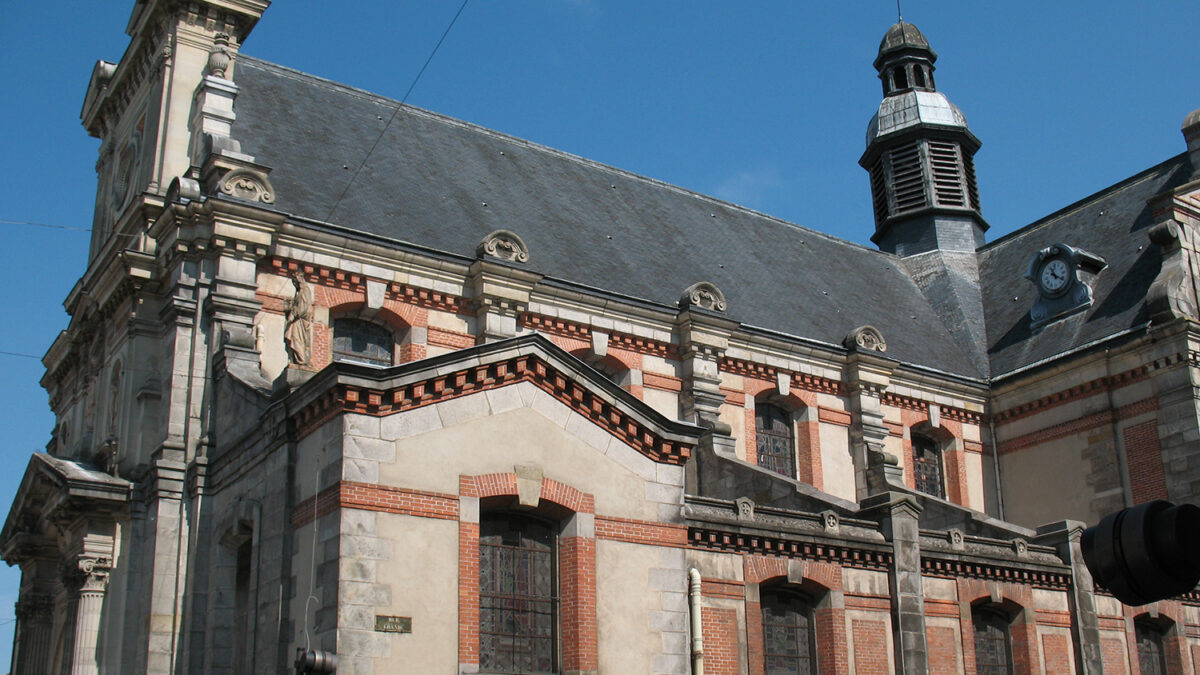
[[0, 218, 91, 232], [324, 0, 472, 223]]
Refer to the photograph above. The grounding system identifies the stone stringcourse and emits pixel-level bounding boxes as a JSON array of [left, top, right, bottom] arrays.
[[268, 257, 472, 314], [290, 353, 694, 464], [518, 313, 679, 358], [719, 357, 844, 395]]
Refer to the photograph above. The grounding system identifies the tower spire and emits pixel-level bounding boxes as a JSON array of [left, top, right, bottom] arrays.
[[860, 21, 987, 256]]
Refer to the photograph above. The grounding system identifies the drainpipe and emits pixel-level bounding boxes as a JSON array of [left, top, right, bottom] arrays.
[[1105, 348, 1134, 508], [987, 411, 1005, 521], [688, 567, 703, 675]]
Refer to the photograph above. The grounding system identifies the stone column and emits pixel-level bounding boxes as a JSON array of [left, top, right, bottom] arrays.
[[1034, 520, 1104, 674], [66, 557, 112, 675], [861, 492, 928, 675]]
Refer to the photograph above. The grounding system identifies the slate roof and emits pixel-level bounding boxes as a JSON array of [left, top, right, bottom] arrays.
[[980, 153, 1196, 377], [231, 56, 986, 379]]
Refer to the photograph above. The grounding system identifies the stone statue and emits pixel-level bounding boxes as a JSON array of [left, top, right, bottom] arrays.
[[285, 272, 314, 366]]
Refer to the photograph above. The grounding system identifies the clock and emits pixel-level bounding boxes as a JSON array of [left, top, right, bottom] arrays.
[[1038, 258, 1070, 295]]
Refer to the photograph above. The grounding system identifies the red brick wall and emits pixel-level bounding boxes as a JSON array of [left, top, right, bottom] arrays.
[[815, 607, 848, 675], [1101, 637, 1129, 674], [702, 607, 739, 675], [1124, 420, 1168, 503], [559, 536, 598, 671], [1010, 622, 1042, 674], [457, 520, 479, 667], [927, 625, 959, 675], [746, 598, 765, 675], [1041, 633, 1072, 672], [852, 619, 889, 675]]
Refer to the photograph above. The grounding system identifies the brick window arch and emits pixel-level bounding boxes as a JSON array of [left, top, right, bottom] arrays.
[[755, 402, 796, 479], [972, 606, 1012, 675], [911, 432, 944, 499], [479, 513, 558, 674], [332, 318, 394, 367], [761, 588, 817, 674]]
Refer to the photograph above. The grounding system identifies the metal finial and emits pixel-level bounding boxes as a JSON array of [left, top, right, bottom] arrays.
[[896, 0, 903, 22]]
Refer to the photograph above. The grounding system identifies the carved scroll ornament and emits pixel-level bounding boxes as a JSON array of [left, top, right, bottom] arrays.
[[476, 229, 530, 263], [678, 281, 727, 312], [219, 168, 275, 204], [1146, 219, 1198, 324], [843, 325, 887, 353]]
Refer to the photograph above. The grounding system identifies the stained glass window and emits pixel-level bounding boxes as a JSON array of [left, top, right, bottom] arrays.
[[756, 403, 796, 479], [912, 433, 944, 498], [479, 514, 557, 674], [761, 590, 816, 675], [972, 607, 1011, 675], [1136, 621, 1167, 675], [332, 318, 393, 367]]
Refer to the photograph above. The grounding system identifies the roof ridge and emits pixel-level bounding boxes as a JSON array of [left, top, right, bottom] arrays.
[[980, 152, 1190, 253], [236, 55, 889, 258]]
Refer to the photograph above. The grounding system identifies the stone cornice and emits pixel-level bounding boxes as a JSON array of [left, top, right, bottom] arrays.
[[287, 333, 701, 466]]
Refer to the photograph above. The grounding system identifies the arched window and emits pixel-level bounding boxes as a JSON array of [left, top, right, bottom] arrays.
[[479, 514, 557, 674], [332, 318, 393, 367], [912, 432, 944, 498], [761, 589, 817, 674], [972, 607, 1012, 675], [1135, 620, 1168, 675], [756, 402, 796, 479]]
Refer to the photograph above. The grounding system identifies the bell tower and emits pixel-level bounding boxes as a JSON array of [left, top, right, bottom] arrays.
[[860, 22, 987, 256], [860, 22, 990, 376]]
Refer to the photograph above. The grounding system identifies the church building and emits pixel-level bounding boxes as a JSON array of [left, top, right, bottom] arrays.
[[5, 1, 1200, 673]]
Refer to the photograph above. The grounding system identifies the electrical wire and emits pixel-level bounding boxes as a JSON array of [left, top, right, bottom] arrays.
[[324, 0, 471, 223], [0, 218, 91, 232]]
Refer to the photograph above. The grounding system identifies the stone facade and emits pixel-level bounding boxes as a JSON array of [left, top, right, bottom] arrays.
[[5, 2, 1200, 673]]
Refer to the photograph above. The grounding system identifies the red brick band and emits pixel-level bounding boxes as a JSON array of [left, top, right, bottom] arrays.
[[595, 516, 688, 547]]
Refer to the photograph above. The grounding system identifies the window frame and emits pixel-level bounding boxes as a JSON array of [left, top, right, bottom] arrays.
[[911, 431, 945, 499], [1135, 619, 1168, 675], [759, 587, 818, 675], [971, 606, 1013, 675], [331, 317, 395, 367], [478, 512, 560, 675], [755, 401, 797, 479]]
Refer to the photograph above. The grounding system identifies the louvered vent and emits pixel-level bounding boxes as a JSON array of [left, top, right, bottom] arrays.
[[890, 142, 926, 214], [869, 160, 888, 224], [963, 152, 980, 210], [928, 141, 966, 207]]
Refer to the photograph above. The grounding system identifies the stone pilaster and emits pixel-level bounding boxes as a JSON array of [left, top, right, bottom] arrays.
[[1145, 325, 1200, 503], [845, 351, 900, 501], [11, 551, 57, 675], [861, 492, 928, 675], [1034, 520, 1104, 674], [467, 260, 540, 343], [675, 311, 735, 429]]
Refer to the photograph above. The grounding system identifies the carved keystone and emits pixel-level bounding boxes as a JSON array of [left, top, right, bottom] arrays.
[[514, 464, 543, 508]]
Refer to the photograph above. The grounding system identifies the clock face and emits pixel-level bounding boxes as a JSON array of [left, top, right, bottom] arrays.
[[1039, 258, 1070, 294]]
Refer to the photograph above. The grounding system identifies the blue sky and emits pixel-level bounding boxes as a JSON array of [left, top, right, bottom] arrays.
[[0, 0, 1196, 667]]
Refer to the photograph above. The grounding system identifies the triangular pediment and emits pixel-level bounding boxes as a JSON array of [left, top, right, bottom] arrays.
[[285, 333, 705, 465]]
